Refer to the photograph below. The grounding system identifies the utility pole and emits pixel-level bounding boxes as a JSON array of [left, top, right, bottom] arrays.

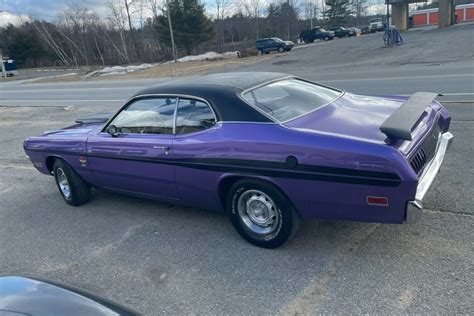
[[0, 48, 6, 79], [310, 1, 314, 29], [166, 0, 177, 62]]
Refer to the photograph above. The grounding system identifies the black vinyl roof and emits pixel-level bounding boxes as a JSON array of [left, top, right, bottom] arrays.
[[132, 72, 292, 122]]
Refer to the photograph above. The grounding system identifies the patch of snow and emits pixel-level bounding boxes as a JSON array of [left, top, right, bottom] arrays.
[[83, 63, 154, 78], [176, 51, 240, 63], [222, 51, 240, 58]]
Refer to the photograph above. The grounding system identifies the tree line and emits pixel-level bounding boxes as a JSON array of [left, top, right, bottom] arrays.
[[0, 0, 377, 68]]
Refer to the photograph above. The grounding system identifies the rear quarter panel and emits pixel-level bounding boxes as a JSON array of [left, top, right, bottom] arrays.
[[172, 122, 417, 223]]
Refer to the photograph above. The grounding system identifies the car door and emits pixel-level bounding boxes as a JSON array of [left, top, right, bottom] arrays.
[[87, 96, 178, 199], [314, 29, 321, 39], [269, 39, 277, 52], [171, 97, 220, 210], [263, 39, 271, 52]]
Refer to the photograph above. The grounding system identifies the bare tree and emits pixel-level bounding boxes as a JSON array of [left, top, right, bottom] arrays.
[[148, 0, 165, 18], [352, 0, 368, 26], [302, 0, 320, 28], [59, 5, 98, 66], [213, 0, 234, 52], [32, 21, 73, 65], [123, 0, 141, 59], [106, 0, 131, 63], [242, 0, 263, 39]]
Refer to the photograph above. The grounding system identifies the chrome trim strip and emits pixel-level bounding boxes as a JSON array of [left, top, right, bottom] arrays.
[[415, 132, 453, 201]]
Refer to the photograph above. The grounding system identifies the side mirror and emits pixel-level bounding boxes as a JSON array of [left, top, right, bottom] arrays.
[[106, 125, 119, 137]]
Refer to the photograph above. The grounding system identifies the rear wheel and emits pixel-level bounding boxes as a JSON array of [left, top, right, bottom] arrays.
[[226, 179, 300, 248], [53, 159, 91, 206]]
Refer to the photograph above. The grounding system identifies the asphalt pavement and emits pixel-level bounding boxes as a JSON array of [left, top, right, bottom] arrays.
[[0, 22, 473, 314]]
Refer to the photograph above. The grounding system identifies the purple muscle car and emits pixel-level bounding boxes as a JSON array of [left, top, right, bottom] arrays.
[[23, 72, 453, 248]]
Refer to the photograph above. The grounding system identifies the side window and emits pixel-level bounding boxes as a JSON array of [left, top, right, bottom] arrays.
[[110, 97, 176, 134], [175, 98, 216, 135]]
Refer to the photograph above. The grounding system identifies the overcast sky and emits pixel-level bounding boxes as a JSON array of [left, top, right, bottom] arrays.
[[0, 0, 110, 26], [0, 0, 388, 27]]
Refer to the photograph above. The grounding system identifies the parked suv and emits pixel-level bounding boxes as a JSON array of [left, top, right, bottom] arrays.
[[255, 37, 294, 54], [330, 27, 356, 38], [299, 27, 335, 43]]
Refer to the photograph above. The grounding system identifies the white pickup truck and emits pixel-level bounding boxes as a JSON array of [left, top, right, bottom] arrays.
[[370, 18, 385, 32]]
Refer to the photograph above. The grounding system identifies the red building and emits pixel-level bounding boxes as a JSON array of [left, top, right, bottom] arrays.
[[410, 3, 474, 27]]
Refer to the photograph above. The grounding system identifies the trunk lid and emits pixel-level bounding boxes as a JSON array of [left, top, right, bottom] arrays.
[[284, 93, 440, 153]]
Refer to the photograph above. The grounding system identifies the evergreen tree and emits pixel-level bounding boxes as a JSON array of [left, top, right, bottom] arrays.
[[4, 24, 47, 67], [324, 0, 354, 26], [154, 0, 214, 55]]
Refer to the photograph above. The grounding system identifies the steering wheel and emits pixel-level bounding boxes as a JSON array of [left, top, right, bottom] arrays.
[[141, 112, 168, 134]]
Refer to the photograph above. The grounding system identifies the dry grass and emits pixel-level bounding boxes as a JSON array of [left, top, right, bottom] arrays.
[[34, 54, 280, 83]]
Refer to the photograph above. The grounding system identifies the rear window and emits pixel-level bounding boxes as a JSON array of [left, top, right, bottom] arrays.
[[242, 78, 342, 122]]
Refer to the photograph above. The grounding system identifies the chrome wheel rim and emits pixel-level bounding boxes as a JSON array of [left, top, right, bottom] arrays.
[[56, 168, 71, 199], [237, 190, 279, 235]]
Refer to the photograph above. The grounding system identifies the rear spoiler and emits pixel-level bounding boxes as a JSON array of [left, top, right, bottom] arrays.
[[75, 113, 112, 124], [380, 92, 441, 141]]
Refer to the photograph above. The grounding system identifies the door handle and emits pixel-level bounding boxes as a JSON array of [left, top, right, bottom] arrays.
[[153, 145, 171, 155]]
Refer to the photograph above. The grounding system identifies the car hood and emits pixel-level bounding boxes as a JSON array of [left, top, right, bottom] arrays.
[[42, 123, 104, 137], [285, 93, 435, 144]]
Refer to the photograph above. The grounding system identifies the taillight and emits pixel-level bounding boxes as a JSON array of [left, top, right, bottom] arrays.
[[367, 196, 389, 206]]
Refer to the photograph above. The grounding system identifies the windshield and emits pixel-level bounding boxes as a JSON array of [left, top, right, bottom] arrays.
[[272, 37, 283, 42], [242, 78, 342, 122]]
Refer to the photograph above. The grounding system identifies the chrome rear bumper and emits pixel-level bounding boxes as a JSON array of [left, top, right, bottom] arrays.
[[405, 132, 454, 223]]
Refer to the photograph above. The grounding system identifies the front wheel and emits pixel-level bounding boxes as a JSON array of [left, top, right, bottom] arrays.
[[227, 179, 300, 248], [324, 36, 329, 41], [278, 46, 285, 53], [53, 159, 91, 206]]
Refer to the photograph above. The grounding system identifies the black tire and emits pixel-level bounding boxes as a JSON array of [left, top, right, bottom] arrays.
[[53, 159, 91, 206], [226, 179, 300, 248], [324, 36, 329, 41], [278, 46, 284, 53]]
